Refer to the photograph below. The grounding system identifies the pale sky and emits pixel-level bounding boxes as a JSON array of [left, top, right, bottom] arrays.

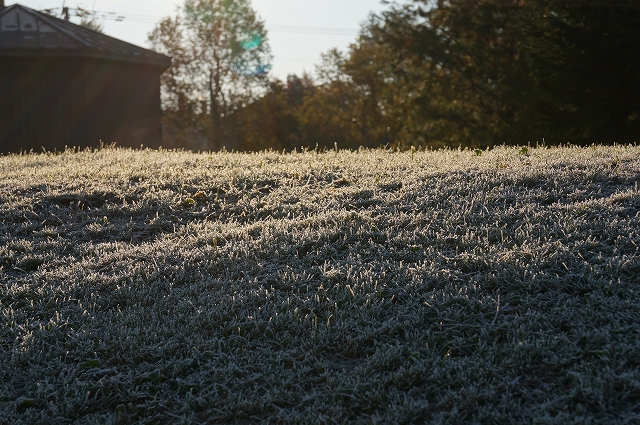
[[7, 0, 390, 80]]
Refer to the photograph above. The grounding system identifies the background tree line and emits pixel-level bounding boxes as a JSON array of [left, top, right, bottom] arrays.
[[150, 0, 640, 151]]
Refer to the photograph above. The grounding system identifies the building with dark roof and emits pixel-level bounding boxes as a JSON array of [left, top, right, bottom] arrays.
[[0, 2, 171, 153]]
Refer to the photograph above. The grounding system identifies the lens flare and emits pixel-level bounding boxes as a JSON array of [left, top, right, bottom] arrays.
[[241, 34, 263, 50], [231, 33, 270, 76], [230, 60, 271, 76]]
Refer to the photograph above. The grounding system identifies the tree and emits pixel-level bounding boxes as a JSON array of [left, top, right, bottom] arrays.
[[225, 78, 302, 151], [377, 0, 640, 146], [149, 0, 272, 150], [295, 49, 362, 149], [74, 7, 104, 32], [148, 16, 201, 148], [40, 6, 104, 32], [295, 17, 413, 150], [341, 20, 413, 148], [541, 2, 640, 143]]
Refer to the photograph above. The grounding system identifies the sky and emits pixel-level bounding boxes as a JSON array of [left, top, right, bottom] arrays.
[[7, 0, 391, 80]]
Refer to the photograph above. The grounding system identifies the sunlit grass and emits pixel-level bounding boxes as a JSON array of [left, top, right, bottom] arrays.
[[1, 145, 639, 423]]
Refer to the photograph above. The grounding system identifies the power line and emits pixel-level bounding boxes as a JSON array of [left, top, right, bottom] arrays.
[[278, 57, 321, 63], [40, 7, 360, 36], [270, 25, 358, 36]]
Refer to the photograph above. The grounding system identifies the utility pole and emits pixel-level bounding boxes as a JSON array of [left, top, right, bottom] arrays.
[[61, 1, 69, 20]]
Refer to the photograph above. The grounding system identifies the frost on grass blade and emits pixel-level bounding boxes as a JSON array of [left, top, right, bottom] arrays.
[[1, 145, 639, 423]]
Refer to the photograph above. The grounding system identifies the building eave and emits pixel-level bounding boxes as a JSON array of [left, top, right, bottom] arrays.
[[0, 48, 172, 68], [0, 4, 171, 70]]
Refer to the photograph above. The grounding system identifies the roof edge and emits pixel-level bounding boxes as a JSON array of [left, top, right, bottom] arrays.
[[0, 48, 172, 68], [0, 4, 171, 69]]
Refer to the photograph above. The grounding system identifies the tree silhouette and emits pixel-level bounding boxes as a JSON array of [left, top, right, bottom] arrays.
[[149, 0, 272, 150]]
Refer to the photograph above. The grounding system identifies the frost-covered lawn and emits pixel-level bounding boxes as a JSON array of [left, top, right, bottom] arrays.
[[1, 146, 639, 424]]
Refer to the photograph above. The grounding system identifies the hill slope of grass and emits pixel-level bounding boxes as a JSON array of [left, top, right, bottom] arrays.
[[1, 146, 640, 424]]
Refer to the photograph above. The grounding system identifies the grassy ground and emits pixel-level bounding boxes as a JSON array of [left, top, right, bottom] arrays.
[[1, 145, 639, 424]]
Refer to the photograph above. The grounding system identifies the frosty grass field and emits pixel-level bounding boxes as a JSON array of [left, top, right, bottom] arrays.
[[1, 145, 640, 424]]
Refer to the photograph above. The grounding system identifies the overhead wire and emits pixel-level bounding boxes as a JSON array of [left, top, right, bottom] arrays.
[[40, 7, 360, 35], [38, 6, 360, 71]]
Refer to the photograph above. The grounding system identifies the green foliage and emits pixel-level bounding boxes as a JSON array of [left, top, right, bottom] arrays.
[[149, 0, 640, 151], [376, 0, 640, 146], [148, 0, 272, 150], [225, 77, 309, 151]]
